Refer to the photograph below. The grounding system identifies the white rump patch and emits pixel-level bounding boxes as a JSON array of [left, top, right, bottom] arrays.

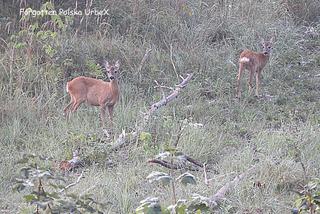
[[239, 57, 250, 63], [66, 82, 69, 93]]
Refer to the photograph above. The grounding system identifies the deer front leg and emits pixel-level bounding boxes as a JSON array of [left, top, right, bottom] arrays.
[[236, 63, 244, 98], [255, 71, 261, 97], [100, 105, 106, 128], [108, 105, 114, 131]]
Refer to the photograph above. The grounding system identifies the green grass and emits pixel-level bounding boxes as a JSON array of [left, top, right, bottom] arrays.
[[1, 0, 320, 213]]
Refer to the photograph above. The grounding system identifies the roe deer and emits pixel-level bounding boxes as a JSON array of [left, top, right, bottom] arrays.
[[236, 37, 274, 98], [64, 60, 120, 129]]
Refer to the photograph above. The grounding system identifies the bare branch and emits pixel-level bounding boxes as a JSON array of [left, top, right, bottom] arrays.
[[59, 171, 84, 193], [154, 80, 167, 100], [147, 159, 200, 171], [138, 48, 152, 72], [185, 155, 203, 168], [203, 163, 212, 185], [208, 165, 256, 208], [170, 44, 179, 79], [111, 74, 193, 150], [147, 73, 193, 117]]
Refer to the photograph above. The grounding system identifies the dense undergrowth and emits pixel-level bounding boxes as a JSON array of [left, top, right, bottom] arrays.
[[0, 0, 320, 213]]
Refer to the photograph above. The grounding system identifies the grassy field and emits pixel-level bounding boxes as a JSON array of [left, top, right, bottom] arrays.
[[0, 0, 320, 213]]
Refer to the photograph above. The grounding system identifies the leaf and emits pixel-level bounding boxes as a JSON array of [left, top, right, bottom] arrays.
[[146, 171, 172, 186], [136, 197, 162, 214], [32, 170, 53, 179], [176, 173, 196, 186], [20, 167, 31, 178], [167, 199, 187, 214], [155, 152, 171, 160], [187, 194, 210, 212], [164, 146, 177, 154], [24, 194, 37, 202], [13, 183, 26, 192], [22, 179, 35, 187], [46, 192, 60, 199], [33, 201, 50, 209], [139, 132, 152, 143]]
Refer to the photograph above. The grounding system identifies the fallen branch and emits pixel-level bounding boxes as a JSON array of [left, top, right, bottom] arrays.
[[138, 48, 152, 73], [208, 165, 256, 208], [170, 44, 179, 79], [111, 74, 193, 150], [185, 155, 203, 168], [147, 159, 200, 171], [59, 171, 84, 193], [146, 73, 193, 119]]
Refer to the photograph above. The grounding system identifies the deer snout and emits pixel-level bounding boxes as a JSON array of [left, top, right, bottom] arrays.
[[109, 76, 115, 80]]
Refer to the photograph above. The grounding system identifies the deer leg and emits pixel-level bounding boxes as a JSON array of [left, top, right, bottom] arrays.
[[255, 72, 261, 97], [248, 70, 254, 95], [236, 63, 244, 98], [100, 105, 106, 128], [63, 95, 74, 119], [108, 105, 114, 130], [70, 99, 85, 120]]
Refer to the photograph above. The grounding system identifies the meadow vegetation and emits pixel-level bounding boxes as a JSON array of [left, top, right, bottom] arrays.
[[0, 0, 320, 213]]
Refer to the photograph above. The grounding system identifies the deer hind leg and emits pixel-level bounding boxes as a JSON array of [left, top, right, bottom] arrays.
[[236, 63, 244, 98], [64, 95, 75, 119], [70, 99, 84, 113], [248, 70, 254, 95]]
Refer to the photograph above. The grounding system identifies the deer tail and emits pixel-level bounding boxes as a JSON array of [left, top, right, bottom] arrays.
[[239, 57, 250, 63]]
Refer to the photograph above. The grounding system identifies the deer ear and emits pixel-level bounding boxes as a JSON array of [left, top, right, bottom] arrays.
[[104, 60, 110, 70], [269, 36, 274, 43], [115, 60, 120, 69]]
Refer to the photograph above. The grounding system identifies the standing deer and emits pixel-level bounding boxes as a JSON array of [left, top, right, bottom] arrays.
[[236, 37, 274, 98], [64, 60, 120, 129]]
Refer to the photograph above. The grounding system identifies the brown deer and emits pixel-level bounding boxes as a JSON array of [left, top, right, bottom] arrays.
[[64, 60, 120, 129], [236, 37, 274, 98]]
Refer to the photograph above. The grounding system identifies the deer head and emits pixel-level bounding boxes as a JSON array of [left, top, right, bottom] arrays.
[[104, 60, 120, 80], [261, 37, 274, 55]]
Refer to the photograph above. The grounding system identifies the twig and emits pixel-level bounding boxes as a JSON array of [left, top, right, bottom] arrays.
[[111, 74, 193, 151], [203, 163, 212, 185], [172, 122, 185, 148], [208, 165, 256, 208], [185, 155, 203, 168], [154, 80, 167, 100], [147, 159, 200, 171], [59, 171, 84, 193], [146, 73, 193, 118], [138, 48, 152, 73], [170, 44, 179, 79]]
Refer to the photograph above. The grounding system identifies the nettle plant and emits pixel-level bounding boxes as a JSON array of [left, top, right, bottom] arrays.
[[293, 179, 320, 214], [136, 149, 210, 214], [10, 2, 71, 59], [14, 154, 105, 213]]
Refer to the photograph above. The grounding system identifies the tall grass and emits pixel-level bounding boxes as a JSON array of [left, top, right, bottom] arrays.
[[0, 0, 320, 213]]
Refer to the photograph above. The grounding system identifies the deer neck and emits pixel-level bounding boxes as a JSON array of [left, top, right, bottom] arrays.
[[109, 79, 119, 93], [259, 52, 270, 65]]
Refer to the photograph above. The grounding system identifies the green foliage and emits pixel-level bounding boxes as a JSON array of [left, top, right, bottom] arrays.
[[139, 132, 152, 144], [14, 154, 106, 213], [139, 150, 207, 213], [294, 179, 320, 213], [0, 0, 320, 213]]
